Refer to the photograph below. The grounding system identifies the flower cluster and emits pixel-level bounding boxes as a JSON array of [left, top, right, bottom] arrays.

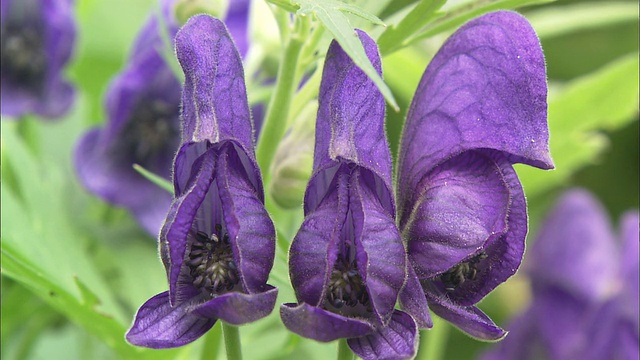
[[123, 9, 553, 360]]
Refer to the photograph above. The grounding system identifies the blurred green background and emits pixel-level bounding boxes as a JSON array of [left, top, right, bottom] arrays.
[[1, 0, 638, 359]]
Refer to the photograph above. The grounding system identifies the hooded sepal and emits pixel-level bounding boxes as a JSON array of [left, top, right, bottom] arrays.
[[347, 310, 419, 360], [126, 291, 216, 349]]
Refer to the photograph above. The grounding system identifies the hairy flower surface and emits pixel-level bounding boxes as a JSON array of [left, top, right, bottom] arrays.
[[75, 0, 181, 235], [1, 0, 76, 119], [280, 30, 418, 360], [126, 15, 276, 348], [483, 189, 639, 359], [396, 11, 554, 340]]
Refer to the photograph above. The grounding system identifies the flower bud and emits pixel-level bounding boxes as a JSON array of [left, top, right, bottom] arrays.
[[175, 0, 229, 25], [269, 100, 317, 209]]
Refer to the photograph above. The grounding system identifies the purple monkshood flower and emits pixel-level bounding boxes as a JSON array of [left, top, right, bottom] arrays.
[[75, 0, 181, 236], [1, 0, 76, 119], [126, 15, 277, 348], [482, 189, 639, 359], [280, 30, 418, 360], [395, 11, 554, 340]]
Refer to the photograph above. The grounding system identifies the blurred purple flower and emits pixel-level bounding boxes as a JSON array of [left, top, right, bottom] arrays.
[[74, 0, 181, 236], [280, 30, 418, 360], [126, 15, 276, 348], [395, 11, 553, 340], [483, 189, 639, 359], [1, 0, 76, 119]]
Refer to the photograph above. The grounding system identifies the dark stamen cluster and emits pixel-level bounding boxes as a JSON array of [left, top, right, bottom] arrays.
[[1, 23, 46, 89], [440, 252, 488, 291], [326, 260, 370, 311], [187, 224, 239, 296], [120, 100, 179, 164]]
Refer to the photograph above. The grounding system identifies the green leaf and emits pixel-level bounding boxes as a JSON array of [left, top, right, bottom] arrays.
[[295, 0, 400, 111], [378, 0, 446, 55], [517, 53, 640, 198], [527, 1, 639, 39]]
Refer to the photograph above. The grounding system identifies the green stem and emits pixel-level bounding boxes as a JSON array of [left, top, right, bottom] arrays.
[[337, 338, 354, 360], [256, 15, 309, 184], [222, 322, 243, 360], [201, 322, 223, 360]]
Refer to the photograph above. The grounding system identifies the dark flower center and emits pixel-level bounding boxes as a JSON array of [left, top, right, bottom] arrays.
[[187, 224, 239, 296], [1, 22, 46, 90], [440, 252, 487, 291], [326, 241, 371, 313], [119, 100, 180, 165]]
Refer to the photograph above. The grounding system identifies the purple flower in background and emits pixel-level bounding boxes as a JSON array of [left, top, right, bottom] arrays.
[[1, 0, 76, 119], [126, 15, 277, 348], [395, 11, 553, 340], [483, 189, 639, 359], [280, 30, 418, 360], [74, 0, 181, 236]]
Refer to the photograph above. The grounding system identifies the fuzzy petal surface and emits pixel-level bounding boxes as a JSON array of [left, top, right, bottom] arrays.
[[399, 266, 432, 329], [194, 285, 278, 325], [397, 11, 552, 222], [347, 310, 419, 360], [280, 302, 374, 342], [126, 291, 215, 349]]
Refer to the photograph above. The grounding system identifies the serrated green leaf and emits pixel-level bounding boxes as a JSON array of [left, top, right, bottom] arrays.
[[518, 53, 640, 198], [295, 0, 399, 110], [378, 0, 446, 55], [527, 1, 639, 39]]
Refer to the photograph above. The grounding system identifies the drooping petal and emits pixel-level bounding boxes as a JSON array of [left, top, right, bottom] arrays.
[[351, 168, 405, 325], [126, 291, 215, 349], [402, 151, 510, 278], [347, 310, 418, 360], [216, 143, 275, 293], [306, 29, 393, 215], [280, 302, 374, 342], [399, 266, 432, 329], [425, 285, 507, 341], [289, 166, 348, 305], [194, 285, 278, 325], [526, 189, 619, 301], [397, 10, 552, 222]]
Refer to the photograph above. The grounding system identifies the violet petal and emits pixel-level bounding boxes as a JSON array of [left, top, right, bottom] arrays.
[[126, 291, 215, 349], [347, 310, 419, 360], [399, 266, 433, 329], [280, 302, 374, 342], [194, 285, 278, 325]]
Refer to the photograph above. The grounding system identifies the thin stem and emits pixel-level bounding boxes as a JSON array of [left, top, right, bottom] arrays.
[[201, 322, 223, 360], [222, 322, 243, 360], [256, 15, 309, 185], [337, 338, 354, 360]]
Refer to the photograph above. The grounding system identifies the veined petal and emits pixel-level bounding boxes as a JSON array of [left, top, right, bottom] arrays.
[[397, 11, 552, 221], [402, 151, 510, 279], [307, 29, 394, 215], [280, 302, 374, 342], [216, 143, 275, 293], [289, 166, 348, 305], [126, 291, 215, 349], [175, 15, 253, 154], [194, 285, 278, 325], [526, 189, 618, 301], [399, 266, 432, 329], [351, 169, 405, 325], [425, 288, 506, 341], [347, 310, 418, 360]]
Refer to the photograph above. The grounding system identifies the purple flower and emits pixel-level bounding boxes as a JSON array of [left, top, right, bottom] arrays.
[[280, 30, 418, 360], [1, 0, 76, 119], [482, 189, 639, 359], [74, 0, 181, 235], [395, 11, 554, 340], [125, 15, 277, 348]]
